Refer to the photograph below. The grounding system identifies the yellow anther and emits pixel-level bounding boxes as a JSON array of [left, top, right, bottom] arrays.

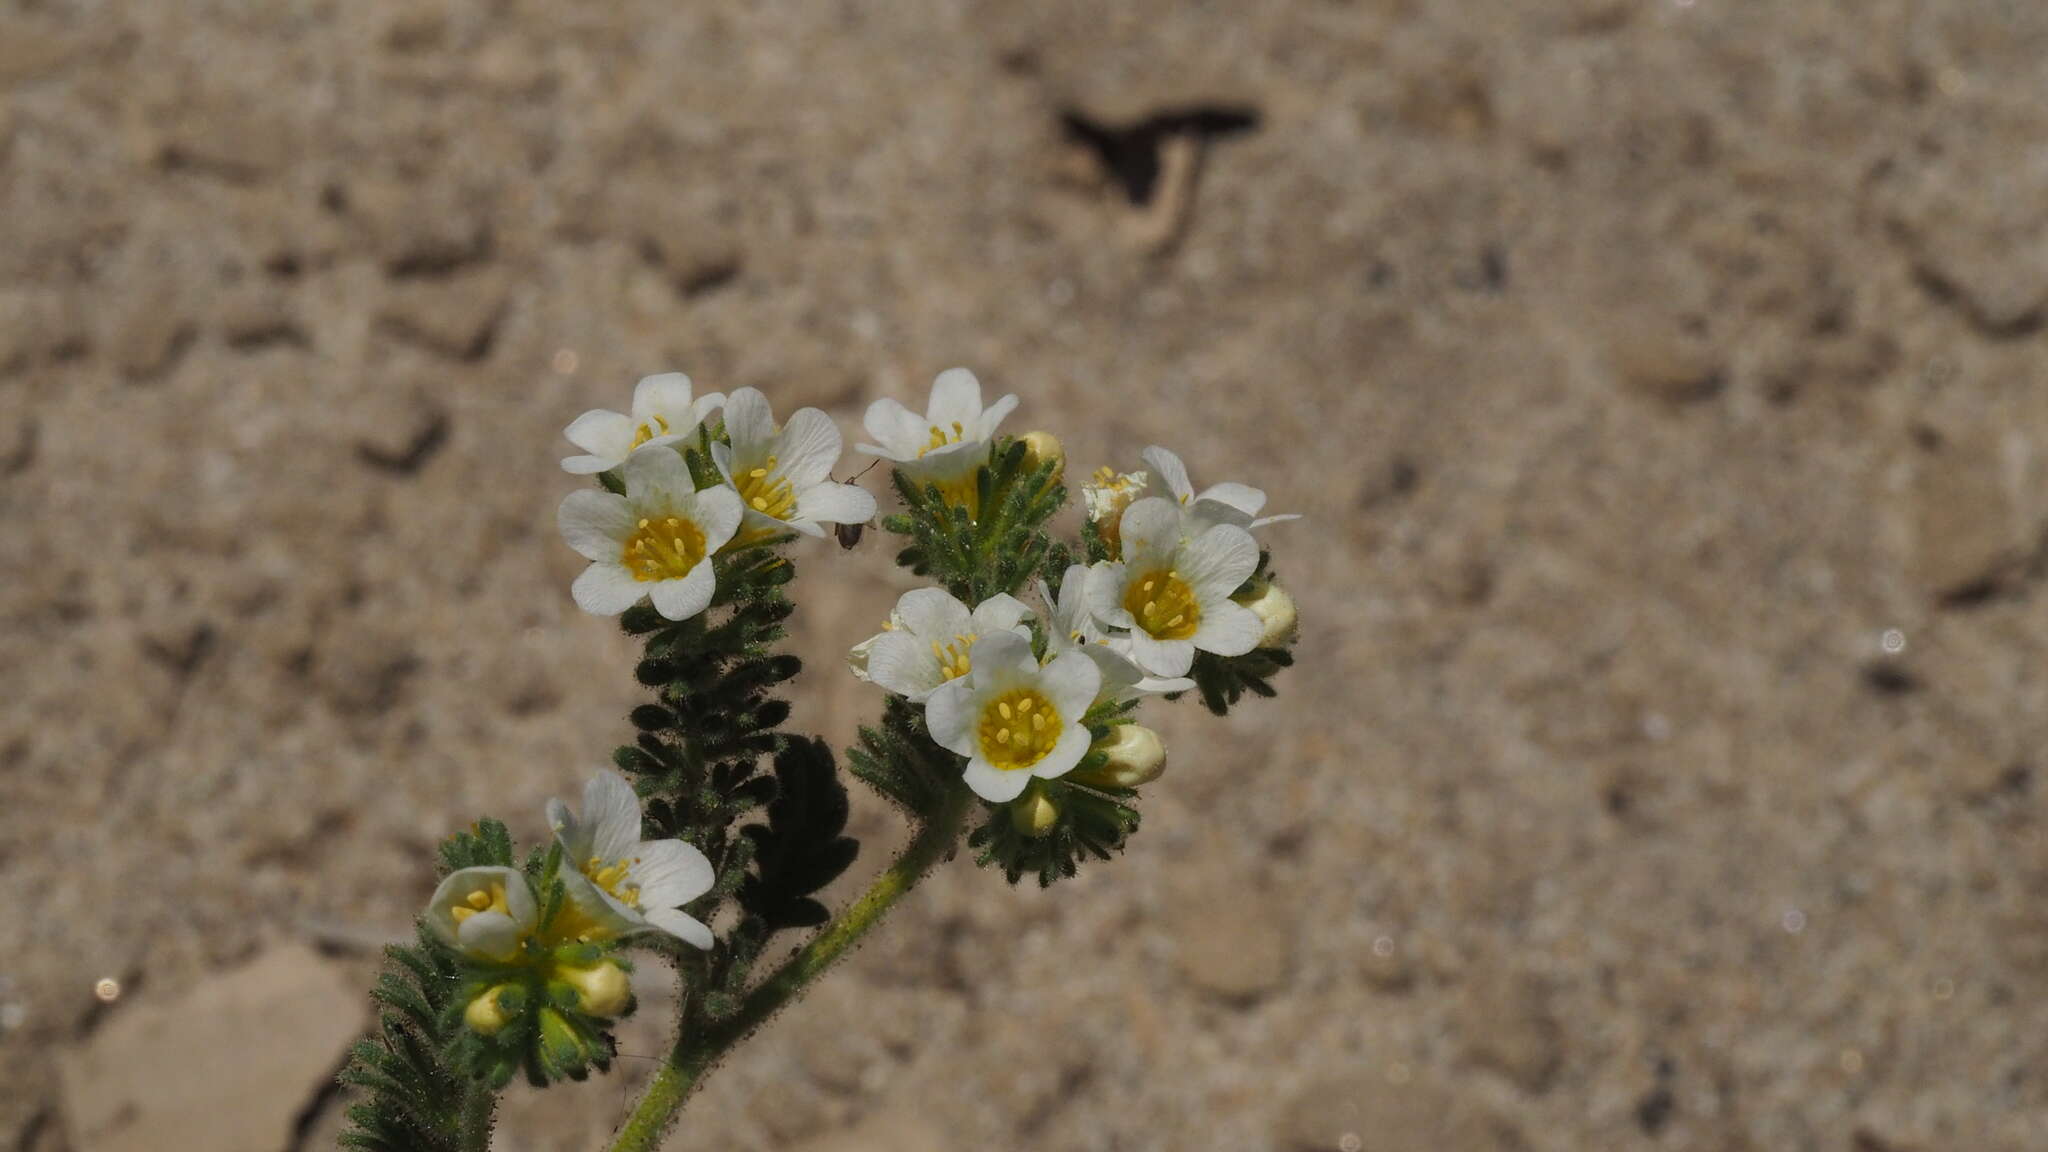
[[999, 702, 1013, 720]]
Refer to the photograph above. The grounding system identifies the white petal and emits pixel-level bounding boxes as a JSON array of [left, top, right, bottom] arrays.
[[966, 631, 1037, 687], [573, 564, 647, 615], [962, 756, 1033, 802], [691, 486, 746, 549], [1178, 523, 1260, 600], [1122, 629, 1194, 678], [650, 562, 716, 621], [644, 907, 715, 950], [1249, 513, 1303, 529], [795, 481, 876, 527], [578, 770, 644, 864], [633, 373, 696, 421], [926, 367, 984, 429], [774, 407, 844, 488], [754, 506, 824, 537], [860, 397, 929, 459], [1031, 722, 1093, 781], [558, 489, 633, 561], [894, 587, 973, 640], [691, 391, 726, 426], [1193, 597, 1263, 657], [978, 393, 1019, 438], [924, 677, 978, 757], [1119, 498, 1189, 561], [847, 632, 882, 682], [630, 838, 716, 908], [1140, 445, 1194, 503], [1195, 481, 1266, 518], [559, 869, 644, 939], [1079, 644, 1143, 701], [562, 454, 620, 475], [1133, 672, 1196, 695], [971, 592, 1033, 634], [1084, 562, 1136, 630], [622, 444, 696, 507], [564, 409, 634, 462], [1040, 648, 1102, 720], [866, 630, 944, 701], [546, 797, 592, 863], [457, 911, 527, 961], [721, 387, 776, 458]]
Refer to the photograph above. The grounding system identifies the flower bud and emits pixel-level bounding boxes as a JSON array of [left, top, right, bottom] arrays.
[[1238, 581, 1297, 648], [1071, 724, 1165, 789], [1019, 431, 1064, 485], [535, 1007, 599, 1079], [1011, 789, 1059, 838], [463, 985, 516, 1036], [558, 961, 632, 1018]]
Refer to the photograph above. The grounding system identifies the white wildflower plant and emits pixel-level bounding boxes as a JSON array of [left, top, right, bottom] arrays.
[[851, 587, 1034, 702], [345, 366, 1299, 1151], [1084, 496, 1265, 678], [558, 448, 743, 622], [859, 367, 1019, 509], [561, 372, 726, 476], [548, 770, 717, 950], [926, 632, 1100, 802], [712, 387, 877, 540]]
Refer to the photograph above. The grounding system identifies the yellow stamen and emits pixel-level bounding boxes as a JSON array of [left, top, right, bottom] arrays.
[[978, 688, 1061, 770], [1123, 567, 1201, 640], [734, 454, 795, 520], [449, 882, 510, 924], [933, 634, 974, 682], [628, 414, 673, 450], [622, 513, 708, 582]]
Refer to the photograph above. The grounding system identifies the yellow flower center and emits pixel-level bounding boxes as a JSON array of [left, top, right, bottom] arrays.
[[623, 515, 707, 581], [584, 856, 642, 909], [932, 634, 975, 682], [919, 421, 967, 457], [978, 688, 1060, 771], [629, 414, 673, 450], [736, 454, 796, 519], [1124, 568, 1200, 640], [450, 883, 510, 925]]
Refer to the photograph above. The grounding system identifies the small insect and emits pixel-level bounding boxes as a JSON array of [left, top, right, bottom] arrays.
[[835, 459, 882, 549]]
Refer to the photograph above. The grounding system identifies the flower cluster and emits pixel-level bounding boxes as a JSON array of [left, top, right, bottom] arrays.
[[843, 373, 1301, 852], [345, 363, 1299, 1150]]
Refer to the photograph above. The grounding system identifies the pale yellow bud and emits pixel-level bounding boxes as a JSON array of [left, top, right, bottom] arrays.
[[1019, 431, 1065, 484], [1239, 581, 1297, 648], [558, 961, 632, 1018], [463, 985, 513, 1036], [1011, 790, 1059, 837], [1072, 724, 1166, 789]]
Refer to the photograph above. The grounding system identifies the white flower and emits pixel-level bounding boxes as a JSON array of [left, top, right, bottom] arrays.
[[711, 387, 876, 539], [1141, 444, 1298, 532], [561, 373, 725, 475], [1037, 564, 1193, 700], [858, 368, 1019, 507], [547, 770, 717, 950], [856, 587, 1033, 702], [1085, 497, 1263, 678], [926, 632, 1101, 803], [427, 866, 540, 963], [558, 449, 744, 621]]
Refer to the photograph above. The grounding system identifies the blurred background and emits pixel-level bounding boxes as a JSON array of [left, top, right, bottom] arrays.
[[5, 1, 2048, 1149]]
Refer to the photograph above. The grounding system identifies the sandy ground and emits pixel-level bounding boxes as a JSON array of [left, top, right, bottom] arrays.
[[6, 1, 2048, 1149]]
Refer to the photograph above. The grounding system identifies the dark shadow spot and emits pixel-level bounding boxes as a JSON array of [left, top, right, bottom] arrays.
[[141, 622, 216, 680], [1911, 263, 2046, 341], [1058, 104, 1261, 206], [356, 410, 450, 475], [226, 320, 311, 352], [1635, 1057, 1676, 1135], [1862, 662, 1920, 695], [679, 256, 741, 298], [2, 419, 35, 476]]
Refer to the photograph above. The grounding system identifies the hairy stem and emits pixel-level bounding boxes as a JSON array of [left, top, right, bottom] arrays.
[[605, 785, 972, 1152], [457, 1082, 497, 1152]]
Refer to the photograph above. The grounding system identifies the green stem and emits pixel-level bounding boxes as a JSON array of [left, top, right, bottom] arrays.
[[457, 1082, 497, 1152], [605, 786, 972, 1152]]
